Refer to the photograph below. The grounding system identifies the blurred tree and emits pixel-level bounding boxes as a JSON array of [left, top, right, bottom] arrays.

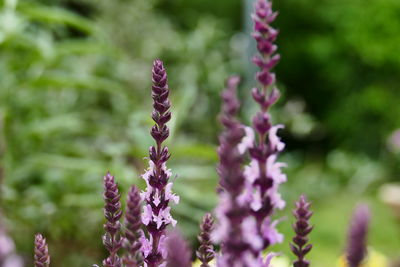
[[274, 0, 400, 157]]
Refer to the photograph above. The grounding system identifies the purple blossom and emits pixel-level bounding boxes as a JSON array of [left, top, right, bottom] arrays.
[[140, 59, 179, 267], [290, 195, 313, 267], [34, 233, 50, 267], [165, 231, 192, 267], [123, 185, 143, 267], [102, 172, 123, 267], [346, 204, 370, 267], [196, 213, 215, 267]]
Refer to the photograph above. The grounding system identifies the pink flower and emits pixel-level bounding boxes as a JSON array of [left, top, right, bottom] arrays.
[[212, 192, 231, 243], [140, 231, 152, 258], [244, 159, 259, 184], [141, 204, 153, 225], [268, 124, 285, 152], [268, 186, 285, 210], [238, 126, 255, 154], [266, 155, 287, 184], [165, 183, 179, 204], [158, 235, 168, 259], [263, 252, 278, 267], [141, 160, 155, 181], [242, 217, 263, 250], [261, 219, 283, 245]]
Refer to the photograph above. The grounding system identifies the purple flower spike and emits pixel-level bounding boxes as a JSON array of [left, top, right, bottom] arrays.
[[214, 77, 263, 266], [196, 213, 215, 267], [346, 204, 370, 267], [103, 172, 123, 267], [34, 233, 50, 267], [166, 231, 192, 267], [233, 0, 286, 254], [253, 0, 280, 93], [290, 195, 313, 267], [123, 186, 143, 267], [141, 59, 179, 267], [217, 76, 245, 193]]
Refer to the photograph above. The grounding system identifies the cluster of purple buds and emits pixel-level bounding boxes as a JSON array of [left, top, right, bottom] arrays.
[[196, 213, 215, 267], [34, 234, 50, 267], [102, 172, 123, 267], [290, 195, 313, 267], [123, 185, 143, 267]]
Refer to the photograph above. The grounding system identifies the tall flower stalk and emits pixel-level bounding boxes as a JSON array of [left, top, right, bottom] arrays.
[[238, 0, 286, 253], [346, 205, 370, 267], [290, 195, 313, 267], [213, 76, 262, 266], [102, 172, 123, 267], [140, 59, 179, 267], [123, 185, 143, 267], [34, 233, 50, 267]]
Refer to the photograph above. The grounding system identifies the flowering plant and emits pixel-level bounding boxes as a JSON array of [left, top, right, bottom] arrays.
[[32, 1, 372, 267]]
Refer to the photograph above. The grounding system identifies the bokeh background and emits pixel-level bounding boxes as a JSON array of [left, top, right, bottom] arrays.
[[1, 0, 400, 266]]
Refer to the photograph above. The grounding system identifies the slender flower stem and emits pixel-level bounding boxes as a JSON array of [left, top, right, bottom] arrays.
[[140, 59, 179, 267], [34, 233, 50, 267], [102, 172, 123, 267], [290, 195, 313, 267]]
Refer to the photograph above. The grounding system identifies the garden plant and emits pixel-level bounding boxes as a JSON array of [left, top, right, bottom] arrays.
[[27, 0, 374, 266]]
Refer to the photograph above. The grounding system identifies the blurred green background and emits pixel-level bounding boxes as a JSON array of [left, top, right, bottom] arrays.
[[1, 0, 400, 266]]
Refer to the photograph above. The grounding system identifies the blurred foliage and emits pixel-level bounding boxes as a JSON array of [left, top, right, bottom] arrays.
[[0, 0, 400, 266], [0, 0, 238, 265], [275, 0, 400, 157]]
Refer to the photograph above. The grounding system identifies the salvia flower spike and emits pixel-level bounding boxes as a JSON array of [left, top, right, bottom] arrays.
[[196, 213, 215, 267], [237, 0, 286, 254], [290, 195, 313, 267], [346, 204, 370, 267], [34, 233, 50, 267], [165, 230, 192, 267], [213, 76, 260, 266], [123, 185, 143, 267], [103, 172, 123, 267], [140, 59, 179, 267]]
